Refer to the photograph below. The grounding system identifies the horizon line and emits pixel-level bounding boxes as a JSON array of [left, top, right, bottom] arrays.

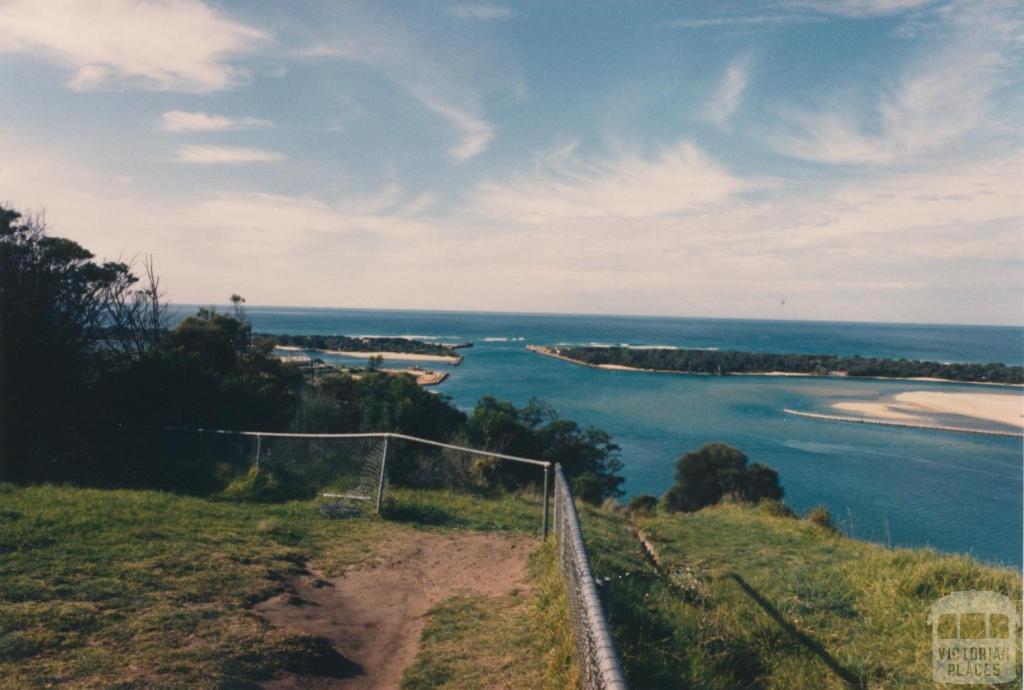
[[165, 302, 1024, 330]]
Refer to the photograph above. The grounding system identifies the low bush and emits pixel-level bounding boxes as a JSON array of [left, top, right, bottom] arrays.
[[805, 505, 834, 530], [627, 494, 658, 516], [220, 467, 316, 503], [758, 499, 797, 519]]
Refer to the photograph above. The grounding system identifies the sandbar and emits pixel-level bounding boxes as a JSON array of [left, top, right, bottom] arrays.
[[833, 391, 1021, 430]]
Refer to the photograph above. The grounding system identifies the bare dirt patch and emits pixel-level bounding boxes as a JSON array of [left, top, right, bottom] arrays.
[[255, 530, 537, 690]]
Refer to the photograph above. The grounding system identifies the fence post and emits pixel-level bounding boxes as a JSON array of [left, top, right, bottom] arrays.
[[542, 463, 550, 539], [553, 465, 560, 545], [375, 435, 391, 514], [255, 434, 262, 468]]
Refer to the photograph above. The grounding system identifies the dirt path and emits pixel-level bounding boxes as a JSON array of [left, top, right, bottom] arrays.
[[255, 530, 537, 690]]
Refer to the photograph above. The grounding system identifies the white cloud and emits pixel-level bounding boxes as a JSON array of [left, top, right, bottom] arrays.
[[782, 0, 935, 17], [768, 1, 1022, 164], [472, 141, 745, 222], [2, 130, 1020, 323], [449, 4, 513, 21], [292, 12, 496, 160], [705, 55, 752, 125], [174, 145, 284, 163], [417, 96, 494, 161], [160, 110, 271, 132], [667, 15, 821, 29], [0, 0, 268, 92]]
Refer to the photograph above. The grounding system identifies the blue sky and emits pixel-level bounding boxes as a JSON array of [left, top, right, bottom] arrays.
[[1, 0, 1021, 324]]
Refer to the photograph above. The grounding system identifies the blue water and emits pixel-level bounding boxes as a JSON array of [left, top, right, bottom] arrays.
[[178, 306, 1024, 568]]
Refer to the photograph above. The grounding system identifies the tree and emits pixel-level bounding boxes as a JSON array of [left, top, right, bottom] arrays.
[[97, 306, 302, 432], [0, 206, 145, 480], [100, 255, 169, 359], [661, 443, 782, 513], [463, 397, 624, 501]]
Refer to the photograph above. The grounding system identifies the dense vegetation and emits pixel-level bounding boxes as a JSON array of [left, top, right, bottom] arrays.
[[267, 333, 456, 357], [0, 203, 622, 501], [552, 345, 1024, 384], [660, 443, 783, 512]]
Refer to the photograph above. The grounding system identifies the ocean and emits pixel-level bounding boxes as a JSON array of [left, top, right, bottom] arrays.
[[177, 306, 1024, 568]]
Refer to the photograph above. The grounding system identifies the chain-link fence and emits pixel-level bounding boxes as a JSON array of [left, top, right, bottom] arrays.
[[146, 428, 627, 687], [254, 432, 387, 504], [554, 464, 629, 690]]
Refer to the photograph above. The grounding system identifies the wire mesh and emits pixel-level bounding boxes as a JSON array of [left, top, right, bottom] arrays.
[[256, 434, 387, 502], [554, 464, 629, 690], [386, 434, 544, 493]]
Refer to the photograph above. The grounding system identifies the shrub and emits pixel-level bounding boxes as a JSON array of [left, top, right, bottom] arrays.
[[601, 497, 624, 514], [661, 443, 783, 513], [628, 494, 658, 516], [758, 499, 797, 519], [571, 473, 606, 505], [220, 467, 316, 503], [805, 505, 835, 530]]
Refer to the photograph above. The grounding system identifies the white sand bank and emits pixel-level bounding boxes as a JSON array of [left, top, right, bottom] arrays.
[[833, 391, 1022, 430]]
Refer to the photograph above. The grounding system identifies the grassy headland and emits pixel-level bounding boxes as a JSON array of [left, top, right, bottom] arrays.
[[0, 483, 571, 689], [577, 500, 1022, 689], [531, 345, 1024, 385]]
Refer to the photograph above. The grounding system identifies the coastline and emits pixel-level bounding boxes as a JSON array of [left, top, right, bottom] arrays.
[[783, 408, 1022, 438], [276, 344, 462, 365], [526, 345, 1022, 388]]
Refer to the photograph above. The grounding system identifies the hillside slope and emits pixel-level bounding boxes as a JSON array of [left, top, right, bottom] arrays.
[[579, 501, 1022, 689]]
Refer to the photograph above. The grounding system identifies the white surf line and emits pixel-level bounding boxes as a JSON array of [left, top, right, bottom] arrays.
[[783, 409, 1021, 438]]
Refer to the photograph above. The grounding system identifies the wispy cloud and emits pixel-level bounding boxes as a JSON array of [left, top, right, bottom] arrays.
[[667, 15, 820, 29], [417, 96, 494, 161], [667, 1, 933, 31], [291, 9, 497, 160], [449, 4, 513, 21], [159, 110, 272, 132], [705, 55, 752, 125], [768, 1, 1021, 164], [472, 141, 745, 222], [0, 0, 268, 92], [782, 0, 935, 18], [174, 145, 284, 163]]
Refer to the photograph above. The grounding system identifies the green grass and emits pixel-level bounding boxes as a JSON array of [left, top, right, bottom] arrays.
[[0, 483, 560, 689], [578, 499, 1022, 689], [401, 542, 577, 690], [9, 479, 1014, 690]]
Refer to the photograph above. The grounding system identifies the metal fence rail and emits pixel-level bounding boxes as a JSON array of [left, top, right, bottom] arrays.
[[554, 464, 629, 690], [157, 427, 628, 688]]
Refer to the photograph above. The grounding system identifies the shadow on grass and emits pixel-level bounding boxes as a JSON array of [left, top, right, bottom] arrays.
[[275, 635, 365, 681], [382, 500, 463, 527], [726, 573, 866, 689]]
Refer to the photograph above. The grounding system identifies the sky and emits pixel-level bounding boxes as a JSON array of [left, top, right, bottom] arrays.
[[0, 0, 1022, 325]]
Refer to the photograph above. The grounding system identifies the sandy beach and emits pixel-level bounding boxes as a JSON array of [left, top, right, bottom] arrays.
[[323, 349, 461, 364], [832, 391, 1022, 430], [275, 345, 461, 365]]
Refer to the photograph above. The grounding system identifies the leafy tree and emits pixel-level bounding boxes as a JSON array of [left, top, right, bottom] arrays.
[[98, 307, 302, 432], [661, 443, 782, 512], [0, 206, 160, 480], [463, 397, 624, 501]]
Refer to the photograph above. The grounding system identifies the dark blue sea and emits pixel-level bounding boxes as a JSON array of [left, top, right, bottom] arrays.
[[177, 306, 1024, 568]]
